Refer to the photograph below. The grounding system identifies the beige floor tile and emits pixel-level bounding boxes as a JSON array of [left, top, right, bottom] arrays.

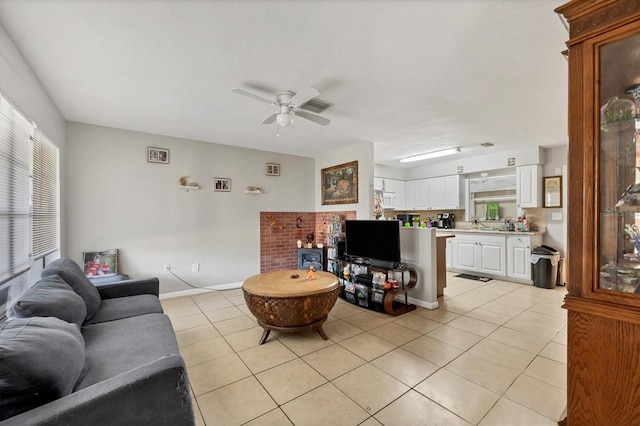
[[367, 321, 422, 346], [193, 294, 235, 311], [214, 315, 259, 336], [527, 301, 566, 319], [197, 376, 277, 425], [237, 303, 253, 317], [203, 305, 246, 323], [481, 301, 528, 317], [413, 307, 460, 323], [504, 374, 566, 421], [238, 339, 297, 373], [338, 332, 396, 361], [329, 302, 364, 319], [170, 313, 210, 332], [438, 299, 479, 315], [503, 311, 566, 340], [281, 383, 369, 426], [256, 358, 327, 404], [223, 326, 265, 352], [539, 341, 567, 364], [374, 389, 471, 426], [465, 307, 517, 325], [176, 324, 220, 347], [277, 329, 335, 356], [467, 339, 536, 372], [523, 356, 567, 389], [448, 315, 500, 337], [370, 348, 439, 387], [487, 326, 550, 354], [444, 352, 521, 394], [479, 397, 558, 425], [359, 416, 383, 426], [243, 408, 293, 426], [343, 311, 391, 331], [415, 369, 500, 425], [492, 294, 536, 310], [323, 319, 365, 342], [552, 325, 568, 345], [192, 398, 205, 426], [402, 335, 463, 367], [223, 292, 246, 306], [302, 344, 366, 381], [188, 353, 252, 396], [161, 297, 202, 318], [332, 364, 410, 413], [180, 336, 234, 367], [391, 312, 442, 333], [427, 324, 484, 351]]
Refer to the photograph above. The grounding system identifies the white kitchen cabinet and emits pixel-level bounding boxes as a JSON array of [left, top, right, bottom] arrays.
[[416, 179, 430, 210], [405, 180, 418, 209], [445, 237, 453, 268], [444, 175, 463, 209], [452, 234, 506, 276], [389, 179, 406, 210], [428, 177, 446, 210], [516, 165, 542, 209], [506, 234, 542, 281]]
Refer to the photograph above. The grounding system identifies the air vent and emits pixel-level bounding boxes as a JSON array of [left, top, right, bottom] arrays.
[[480, 142, 495, 147], [299, 97, 333, 114]]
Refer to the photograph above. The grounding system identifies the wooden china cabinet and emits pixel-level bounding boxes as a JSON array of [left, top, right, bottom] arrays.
[[555, 1, 640, 424]]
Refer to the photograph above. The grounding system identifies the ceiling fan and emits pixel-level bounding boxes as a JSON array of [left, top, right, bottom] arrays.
[[232, 86, 330, 127]]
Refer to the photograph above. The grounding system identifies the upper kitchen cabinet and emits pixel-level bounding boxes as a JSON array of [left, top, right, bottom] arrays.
[[374, 178, 406, 210], [557, 0, 640, 424], [444, 175, 464, 209], [516, 165, 542, 209]]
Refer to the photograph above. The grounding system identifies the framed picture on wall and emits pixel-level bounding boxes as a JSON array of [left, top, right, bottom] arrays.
[[214, 177, 231, 192], [266, 163, 280, 176], [147, 147, 169, 164], [321, 161, 358, 205], [543, 175, 562, 208]]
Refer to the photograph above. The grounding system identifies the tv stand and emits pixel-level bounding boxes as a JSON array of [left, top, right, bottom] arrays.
[[335, 256, 416, 316]]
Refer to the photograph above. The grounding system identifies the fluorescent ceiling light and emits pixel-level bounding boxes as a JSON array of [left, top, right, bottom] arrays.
[[400, 147, 460, 163]]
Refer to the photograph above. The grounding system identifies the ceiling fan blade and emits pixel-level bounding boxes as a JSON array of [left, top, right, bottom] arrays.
[[262, 112, 278, 124], [232, 88, 277, 106], [290, 86, 320, 107], [294, 109, 330, 126]]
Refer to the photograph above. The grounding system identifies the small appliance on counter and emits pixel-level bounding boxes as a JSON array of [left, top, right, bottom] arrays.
[[396, 214, 418, 227], [441, 213, 455, 229]]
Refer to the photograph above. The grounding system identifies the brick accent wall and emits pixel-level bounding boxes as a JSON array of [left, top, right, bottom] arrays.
[[260, 210, 356, 273]]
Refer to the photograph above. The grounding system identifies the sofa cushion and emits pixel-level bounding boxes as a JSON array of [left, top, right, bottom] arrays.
[[7, 275, 87, 325], [42, 257, 101, 320], [75, 313, 179, 391], [84, 294, 163, 325], [0, 317, 85, 420]]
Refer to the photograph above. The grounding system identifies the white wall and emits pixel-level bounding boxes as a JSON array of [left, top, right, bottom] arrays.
[[315, 141, 375, 219], [65, 122, 315, 294]]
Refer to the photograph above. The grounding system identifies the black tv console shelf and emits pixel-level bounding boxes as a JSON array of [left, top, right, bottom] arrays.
[[334, 256, 417, 316]]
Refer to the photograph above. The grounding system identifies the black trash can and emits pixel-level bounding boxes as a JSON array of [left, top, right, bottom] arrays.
[[531, 245, 560, 289]]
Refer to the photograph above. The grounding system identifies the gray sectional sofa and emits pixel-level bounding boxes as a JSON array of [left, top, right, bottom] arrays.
[[0, 257, 194, 425]]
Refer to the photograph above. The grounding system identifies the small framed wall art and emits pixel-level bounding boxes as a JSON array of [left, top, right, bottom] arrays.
[[266, 163, 280, 176], [214, 177, 231, 192], [148, 147, 169, 164], [543, 175, 562, 208]]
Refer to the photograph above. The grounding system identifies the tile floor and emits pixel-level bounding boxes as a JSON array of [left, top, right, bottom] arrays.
[[162, 273, 567, 426]]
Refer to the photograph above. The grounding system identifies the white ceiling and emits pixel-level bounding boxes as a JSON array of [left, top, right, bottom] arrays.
[[0, 0, 569, 168]]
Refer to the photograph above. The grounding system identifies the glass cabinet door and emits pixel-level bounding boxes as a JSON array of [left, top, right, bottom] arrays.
[[599, 30, 640, 294]]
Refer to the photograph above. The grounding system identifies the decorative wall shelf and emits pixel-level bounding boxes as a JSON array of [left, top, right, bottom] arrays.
[[179, 185, 200, 191]]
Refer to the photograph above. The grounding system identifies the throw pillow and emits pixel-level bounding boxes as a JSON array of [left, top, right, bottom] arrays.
[[0, 317, 85, 420], [42, 257, 101, 320], [7, 275, 87, 325]]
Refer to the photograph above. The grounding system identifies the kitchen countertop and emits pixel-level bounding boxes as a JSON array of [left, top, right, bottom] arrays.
[[435, 228, 545, 236]]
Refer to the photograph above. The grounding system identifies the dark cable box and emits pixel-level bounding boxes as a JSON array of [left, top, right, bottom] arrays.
[[354, 273, 373, 285]]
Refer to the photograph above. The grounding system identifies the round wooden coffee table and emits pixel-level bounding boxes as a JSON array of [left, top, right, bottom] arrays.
[[243, 269, 339, 344]]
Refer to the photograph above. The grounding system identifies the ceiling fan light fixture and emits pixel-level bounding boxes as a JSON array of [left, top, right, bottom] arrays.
[[400, 147, 460, 163], [276, 111, 293, 127]]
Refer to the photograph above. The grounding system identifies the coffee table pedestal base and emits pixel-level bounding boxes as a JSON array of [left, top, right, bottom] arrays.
[[256, 316, 329, 345]]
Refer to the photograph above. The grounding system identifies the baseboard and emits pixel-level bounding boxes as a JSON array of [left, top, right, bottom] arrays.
[[159, 281, 243, 299], [407, 295, 439, 310]]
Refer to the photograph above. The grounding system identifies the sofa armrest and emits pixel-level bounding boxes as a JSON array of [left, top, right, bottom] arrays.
[[0, 355, 194, 426], [95, 277, 160, 299]]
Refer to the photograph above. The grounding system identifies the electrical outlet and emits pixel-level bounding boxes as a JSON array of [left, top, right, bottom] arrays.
[[192, 262, 200, 272], [163, 263, 171, 271], [552, 212, 563, 221]]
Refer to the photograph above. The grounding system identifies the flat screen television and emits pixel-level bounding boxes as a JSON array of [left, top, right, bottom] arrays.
[[344, 220, 401, 268]]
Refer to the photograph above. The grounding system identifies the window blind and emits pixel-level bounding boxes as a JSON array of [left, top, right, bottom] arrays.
[[0, 95, 33, 284], [31, 130, 58, 259]]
